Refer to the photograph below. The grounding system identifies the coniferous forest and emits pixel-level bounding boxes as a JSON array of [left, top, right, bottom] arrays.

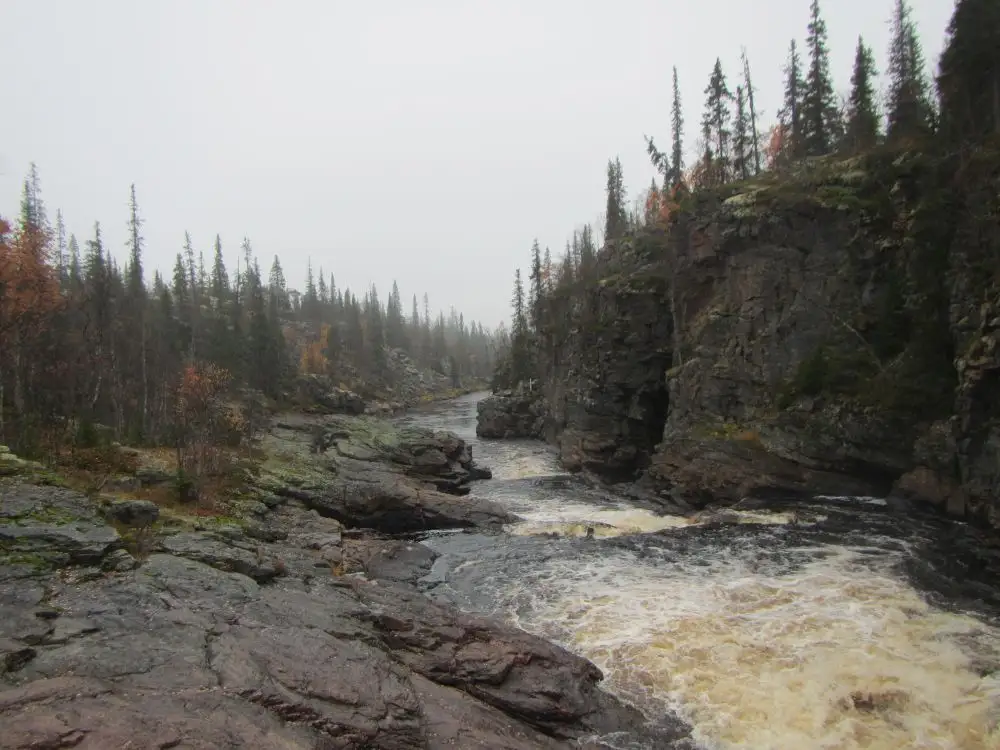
[[495, 0, 999, 389], [0, 175, 500, 459]]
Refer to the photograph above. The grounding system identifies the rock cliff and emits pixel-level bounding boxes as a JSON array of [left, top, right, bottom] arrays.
[[482, 145, 1000, 529]]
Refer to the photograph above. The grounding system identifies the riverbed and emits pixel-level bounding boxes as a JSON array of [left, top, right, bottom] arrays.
[[396, 392, 1000, 750]]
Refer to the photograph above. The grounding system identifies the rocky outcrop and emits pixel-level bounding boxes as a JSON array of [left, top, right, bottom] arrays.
[[260, 413, 513, 533], [0, 479, 691, 749], [497, 148, 1000, 528], [478, 241, 673, 481], [476, 392, 547, 439], [543, 251, 673, 479]]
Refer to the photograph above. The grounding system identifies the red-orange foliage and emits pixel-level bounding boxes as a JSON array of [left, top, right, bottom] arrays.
[[299, 324, 331, 374], [173, 363, 238, 489], [656, 183, 684, 225], [0, 216, 61, 341], [644, 185, 661, 226], [764, 124, 789, 171]]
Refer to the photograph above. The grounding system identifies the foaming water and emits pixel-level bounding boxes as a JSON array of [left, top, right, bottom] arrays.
[[402, 394, 1000, 750], [501, 541, 1000, 750]]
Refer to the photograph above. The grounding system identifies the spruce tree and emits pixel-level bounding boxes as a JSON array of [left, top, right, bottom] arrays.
[[268, 256, 286, 310], [802, 0, 837, 155], [845, 36, 880, 152], [210, 235, 229, 304], [302, 259, 319, 322], [937, 0, 1000, 143], [702, 58, 733, 184], [741, 49, 762, 175], [886, 0, 934, 141], [670, 66, 685, 188], [781, 40, 806, 160], [604, 157, 627, 242], [733, 86, 750, 181], [510, 268, 530, 386], [528, 240, 543, 333]]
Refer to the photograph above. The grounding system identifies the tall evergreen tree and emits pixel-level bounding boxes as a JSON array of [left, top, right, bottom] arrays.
[[886, 0, 934, 141], [702, 58, 733, 184], [528, 239, 543, 333], [937, 0, 1000, 143], [781, 39, 806, 160], [670, 66, 685, 187], [802, 0, 838, 155], [604, 157, 627, 242], [210, 235, 228, 304], [733, 86, 750, 180], [509, 268, 530, 385], [845, 36, 880, 152], [302, 259, 319, 322], [741, 49, 762, 175]]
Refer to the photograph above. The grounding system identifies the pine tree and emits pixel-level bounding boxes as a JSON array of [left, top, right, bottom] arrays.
[[741, 49, 762, 175], [781, 40, 806, 160], [542, 247, 553, 294], [937, 0, 1000, 143], [126, 185, 144, 299], [702, 58, 733, 184], [509, 268, 530, 385], [55, 209, 67, 281], [268, 256, 287, 311], [886, 0, 934, 142], [733, 86, 750, 181], [386, 280, 407, 351], [528, 239, 543, 333], [604, 157, 627, 242], [210, 235, 228, 304], [302, 259, 319, 322], [845, 36, 880, 152], [670, 66, 685, 187], [802, 0, 837, 155]]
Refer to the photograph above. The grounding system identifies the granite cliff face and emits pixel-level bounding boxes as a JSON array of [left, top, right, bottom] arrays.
[[480, 146, 1000, 528]]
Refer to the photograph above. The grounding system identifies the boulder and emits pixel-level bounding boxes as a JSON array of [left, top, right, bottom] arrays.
[[104, 499, 160, 528], [477, 392, 547, 440]]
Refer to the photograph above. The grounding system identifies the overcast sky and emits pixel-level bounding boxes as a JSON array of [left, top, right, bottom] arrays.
[[0, 0, 952, 328]]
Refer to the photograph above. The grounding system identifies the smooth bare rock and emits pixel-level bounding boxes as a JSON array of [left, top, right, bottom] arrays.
[[0, 483, 121, 569], [411, 673, 565, 750], [477, 392, 547, 440], [160, 532, 282, 583], [350, 578, 679, 741], [345, 537, 438, 585], [0, 482, 689, 749], [263, 414, 509, 533]]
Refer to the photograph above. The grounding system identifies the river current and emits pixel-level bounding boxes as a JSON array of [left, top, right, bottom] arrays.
[[396, 393, 1000, 750]]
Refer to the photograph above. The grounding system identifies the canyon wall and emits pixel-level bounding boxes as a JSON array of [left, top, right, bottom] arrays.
[[482, 145, 1000, 527]]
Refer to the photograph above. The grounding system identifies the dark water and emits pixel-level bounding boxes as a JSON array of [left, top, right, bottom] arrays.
[[396, 393, 1000, 750]]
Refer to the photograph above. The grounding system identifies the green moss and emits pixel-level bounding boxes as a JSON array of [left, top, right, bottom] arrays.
[[2, 504, 78, 527]]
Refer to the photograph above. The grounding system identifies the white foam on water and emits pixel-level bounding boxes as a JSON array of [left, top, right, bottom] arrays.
[[507, 504, 822, 539], [500, 542, 1000, 750], [814, 494, 889, 506]]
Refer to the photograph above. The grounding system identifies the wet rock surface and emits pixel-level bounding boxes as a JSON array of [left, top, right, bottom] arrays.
[[261, 413, 513, 534], [476, 392, 547, 440], [0, 463, 690, 748]]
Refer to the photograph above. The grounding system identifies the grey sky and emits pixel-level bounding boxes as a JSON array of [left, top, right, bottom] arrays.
[[1, 0, 952, 328]]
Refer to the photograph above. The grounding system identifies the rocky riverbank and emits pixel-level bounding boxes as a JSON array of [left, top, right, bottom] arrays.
[[481, 148, 1000, 530], [0, 413, 692, 749]]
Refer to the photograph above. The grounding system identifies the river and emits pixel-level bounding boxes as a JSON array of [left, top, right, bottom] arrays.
[[396, 392, 1000, 750]]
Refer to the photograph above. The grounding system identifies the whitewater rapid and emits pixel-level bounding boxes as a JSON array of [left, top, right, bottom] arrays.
[[399, 393, 1000, 750]]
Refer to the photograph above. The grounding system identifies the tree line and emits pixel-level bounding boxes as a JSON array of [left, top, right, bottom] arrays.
[[0, 171, 499, 456], [498, 0, 999, 389]]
